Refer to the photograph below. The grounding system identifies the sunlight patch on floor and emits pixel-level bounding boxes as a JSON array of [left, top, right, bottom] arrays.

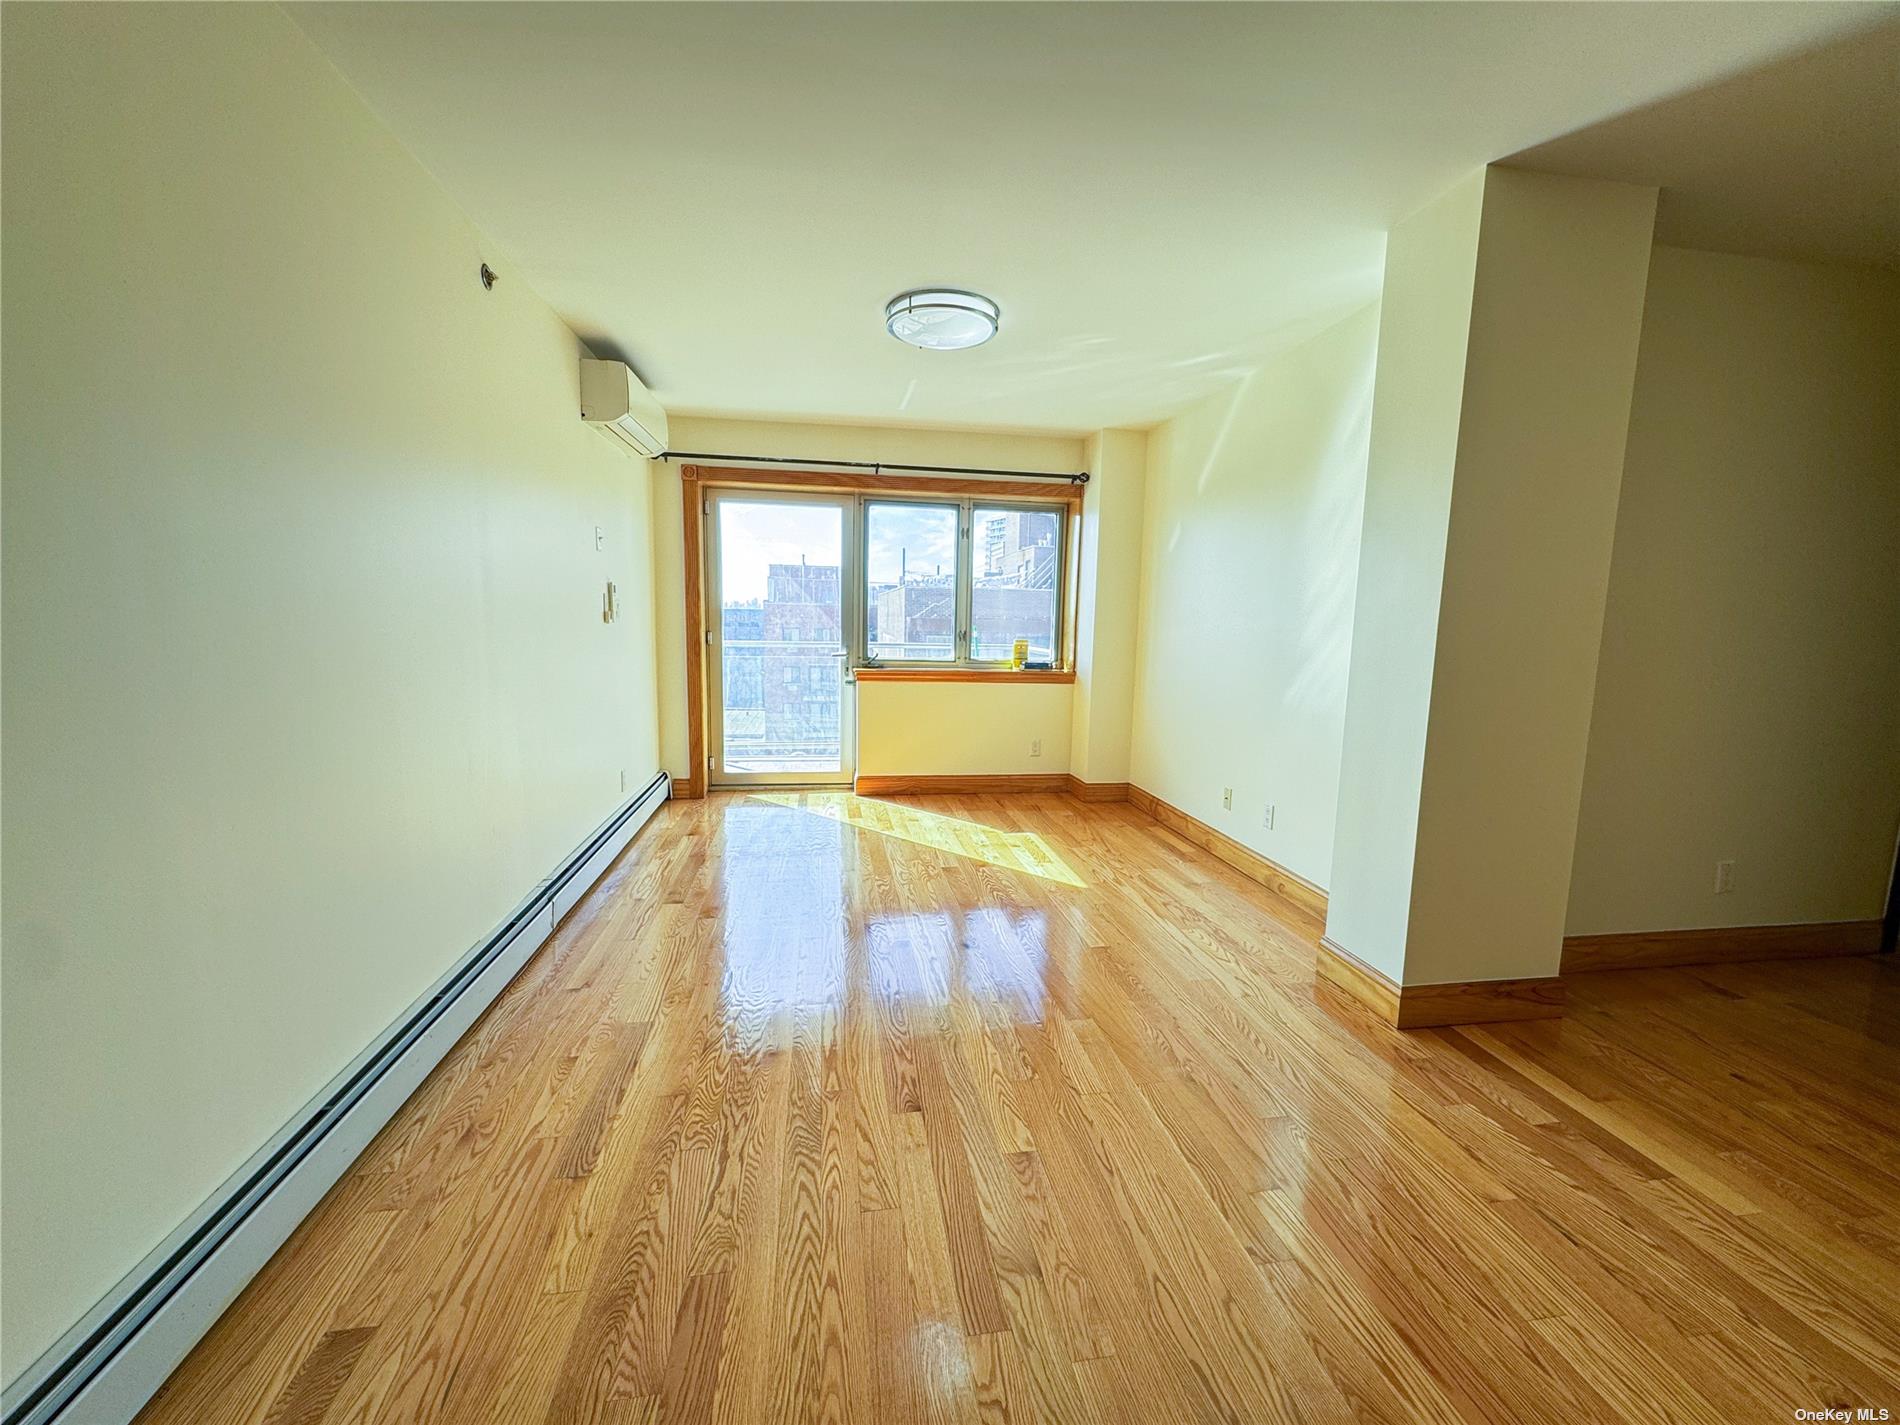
[[749, 791, 1085, 888]]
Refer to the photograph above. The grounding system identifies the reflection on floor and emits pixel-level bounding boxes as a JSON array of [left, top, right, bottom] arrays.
[[137, 791, 1900, 1425], [718, 795, 1056, 1040], [752, 790, 1084, 886]]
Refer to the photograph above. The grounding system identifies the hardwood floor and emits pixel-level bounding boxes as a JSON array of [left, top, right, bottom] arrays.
[[136, 791, 1900, 1425]]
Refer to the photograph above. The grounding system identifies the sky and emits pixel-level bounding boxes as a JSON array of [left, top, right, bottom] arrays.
[[716, 500, 842, 603], [716, 499, 955, 603], [865, 503, 955, 586]]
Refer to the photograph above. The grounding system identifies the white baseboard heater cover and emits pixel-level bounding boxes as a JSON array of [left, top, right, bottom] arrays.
[[1, 771, 671, 1425]]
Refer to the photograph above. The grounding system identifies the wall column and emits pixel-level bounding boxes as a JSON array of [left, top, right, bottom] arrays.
[[1070, 428, 1148, 789], [1324, 165, 1658, 1023]]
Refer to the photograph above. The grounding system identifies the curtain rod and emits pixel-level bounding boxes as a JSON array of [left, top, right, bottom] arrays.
[[659, 450, 1090, 485]]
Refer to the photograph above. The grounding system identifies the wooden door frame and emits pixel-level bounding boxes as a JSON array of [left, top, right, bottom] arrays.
[[703, 486, 858, 790], [1883, 818, 1900, 954], [675, 462, 1085, 800], [678, 465, 708, 798]]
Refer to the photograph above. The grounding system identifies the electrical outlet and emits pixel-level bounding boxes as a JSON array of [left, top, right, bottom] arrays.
[[1714, 859, 1735, 895], [1262, 804, 1276, 831], [1222, 787, 1233, 811], [594, 524, 605, 551], [620, 769, 628, 794], [1030, 738, 1042, 758]]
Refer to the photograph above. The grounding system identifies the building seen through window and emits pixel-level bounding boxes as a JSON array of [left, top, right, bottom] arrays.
[[720, 556, 843, 772], [970, 506, 1060, 661]]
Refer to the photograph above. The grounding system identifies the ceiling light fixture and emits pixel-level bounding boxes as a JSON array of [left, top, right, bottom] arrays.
[[885, 288, 1000, 350]]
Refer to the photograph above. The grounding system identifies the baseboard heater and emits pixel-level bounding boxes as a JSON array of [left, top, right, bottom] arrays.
[[1, 770, 671, 1425]]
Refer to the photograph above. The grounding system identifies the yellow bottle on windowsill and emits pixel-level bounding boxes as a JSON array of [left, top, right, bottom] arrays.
[[1012, 637, 1028, 670]]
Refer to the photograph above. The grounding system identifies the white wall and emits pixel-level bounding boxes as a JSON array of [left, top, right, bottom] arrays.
[[1326, 168, 1660, 987], [655, 415, 1086, 779], [1398, 169, 1658, 986], [1324, 176, 1488, 981], [0, 4, 660, 1380], [1128, 305, 1379, 888], [1567, 247, 1900, 935], [858, 683, 1074, 777], [1070, 429, 1148, 786]]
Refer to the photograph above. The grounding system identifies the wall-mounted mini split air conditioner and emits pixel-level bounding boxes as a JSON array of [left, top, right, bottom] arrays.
[[580, 358, 668, 458]]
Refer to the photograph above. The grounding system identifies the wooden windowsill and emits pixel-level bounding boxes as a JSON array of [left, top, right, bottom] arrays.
[[854, 666, 1076, 684]]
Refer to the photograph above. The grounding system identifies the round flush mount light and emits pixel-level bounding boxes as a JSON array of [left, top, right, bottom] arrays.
[[884, 288, 1000, 350]]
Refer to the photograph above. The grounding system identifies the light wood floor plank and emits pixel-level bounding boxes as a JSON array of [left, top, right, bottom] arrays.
[[132, 791, 1900, 1425]]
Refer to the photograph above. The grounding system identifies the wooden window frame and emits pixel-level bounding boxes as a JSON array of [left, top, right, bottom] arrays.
[[859, 494, 1068, 669], [678, 463, 1084, 797]]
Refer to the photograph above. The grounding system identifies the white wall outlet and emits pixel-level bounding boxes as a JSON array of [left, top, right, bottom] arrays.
[[620, 769, 628, 794], [1222, 787, 1233, 810], [1030, 738, 1042, 758], [1262, 804, 1276, 831], [594, 525, 605, 551], [1714, 859, 1735, 894]]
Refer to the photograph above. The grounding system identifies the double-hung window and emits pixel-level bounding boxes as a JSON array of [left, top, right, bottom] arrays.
[[861, 496, 1066, 667]]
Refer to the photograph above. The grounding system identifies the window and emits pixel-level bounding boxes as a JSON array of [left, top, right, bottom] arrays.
[[864, 501, 959, 661], [861, 496, 1068, 666], [971, 505, 1061, 663]]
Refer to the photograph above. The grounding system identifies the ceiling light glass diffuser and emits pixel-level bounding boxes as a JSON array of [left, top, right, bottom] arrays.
[[885, 288, 1000, 350]]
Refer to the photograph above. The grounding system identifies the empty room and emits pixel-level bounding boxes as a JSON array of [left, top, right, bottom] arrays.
[[4, 3, 1898, 1423]]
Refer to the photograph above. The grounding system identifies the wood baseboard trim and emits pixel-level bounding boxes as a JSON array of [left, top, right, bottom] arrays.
[[1561, 919, 1883, 974], [1395, 975, 1566, 1028], [1315, 936, 1400, 1022], [670, 777, 699, 801], [1315, 936, 1565, 1028], [853, 773, 1071, 796], [1126, 785, 1327, 925], [846, 773, 1127, 802]]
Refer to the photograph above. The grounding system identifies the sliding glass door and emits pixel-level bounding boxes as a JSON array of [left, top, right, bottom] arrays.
[[706, 491, 856, 786]]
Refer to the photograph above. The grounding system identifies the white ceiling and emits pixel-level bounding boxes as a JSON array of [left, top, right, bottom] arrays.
[[289, 2, 1892, 434], [1510, 19, 1900, 271]]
